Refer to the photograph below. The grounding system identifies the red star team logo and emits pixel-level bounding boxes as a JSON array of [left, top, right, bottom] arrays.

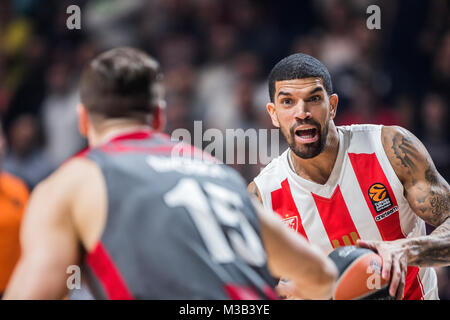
[[282, 215, 298, 231]]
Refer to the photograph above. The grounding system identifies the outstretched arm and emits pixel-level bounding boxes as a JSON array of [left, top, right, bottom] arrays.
[[358, 125, 449, 298], [3, 160, 88, 299]]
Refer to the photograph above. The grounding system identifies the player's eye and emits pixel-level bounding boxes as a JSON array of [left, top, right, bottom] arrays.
[[281, 98, 293, 105], [308, 95, 321, 103]]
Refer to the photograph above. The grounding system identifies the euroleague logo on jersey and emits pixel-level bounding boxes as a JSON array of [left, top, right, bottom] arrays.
[[368, 183, 393, 213], [368, 183, 398, 221], [368, 183, 388, 202]]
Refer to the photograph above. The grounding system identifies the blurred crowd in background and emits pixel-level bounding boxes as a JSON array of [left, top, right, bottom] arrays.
[[0, 0, 449, 298]]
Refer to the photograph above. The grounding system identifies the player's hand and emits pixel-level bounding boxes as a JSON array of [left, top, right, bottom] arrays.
[[357, 239, 408, 300]]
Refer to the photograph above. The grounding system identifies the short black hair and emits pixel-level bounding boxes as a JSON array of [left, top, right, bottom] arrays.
[[268, 53, 333, 102], [80, 47, 162, 122]]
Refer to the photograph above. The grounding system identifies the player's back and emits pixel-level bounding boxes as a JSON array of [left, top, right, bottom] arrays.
[[81, 129, 277, 300]]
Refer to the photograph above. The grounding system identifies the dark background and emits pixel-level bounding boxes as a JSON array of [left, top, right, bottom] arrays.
[[0, 0, 448, 299]]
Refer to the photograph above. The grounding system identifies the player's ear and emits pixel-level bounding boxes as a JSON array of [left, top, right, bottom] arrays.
[[77, 103, 89, 138], [151, 101, 166, 132], [328, 93, 338, 120], [266, 102, 280, 128]]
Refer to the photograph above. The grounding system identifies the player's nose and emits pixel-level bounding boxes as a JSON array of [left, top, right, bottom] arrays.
[[293, 100, 311, 120]]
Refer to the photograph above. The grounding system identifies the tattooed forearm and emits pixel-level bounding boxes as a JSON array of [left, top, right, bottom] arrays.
[[414, 165, 450, 226], [408, 242, 450, 267], [430, 217, 450, 235], [406, 219, 450, 267], [417, 189, 450, 226], [430, 192, 449, 217]]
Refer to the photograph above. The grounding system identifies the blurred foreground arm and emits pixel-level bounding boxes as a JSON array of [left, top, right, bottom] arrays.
[[252, 197, 337, 299], [3, 159, 94, 299]]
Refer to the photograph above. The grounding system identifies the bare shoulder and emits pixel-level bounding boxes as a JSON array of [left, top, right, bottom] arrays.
[[59, 157, 107, 250], [49, 157, 102, 186], [381, 125, 430, 186], [56, 157, 106, 202], [26, 157, 102, 218], [248, 180, 263, 204], [27, 157, 106, 240]]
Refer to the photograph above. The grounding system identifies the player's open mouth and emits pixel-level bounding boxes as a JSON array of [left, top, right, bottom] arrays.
[[295, 127, 319, 143]]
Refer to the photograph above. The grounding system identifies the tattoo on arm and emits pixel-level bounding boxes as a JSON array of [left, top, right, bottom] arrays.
[[408, 218, 450, 267], [407, 165, 450, 267], [420, 165, 450, 226], [425, 168, 439, 185], [391, 133, 421, 171], [388, 128, 449, 225]]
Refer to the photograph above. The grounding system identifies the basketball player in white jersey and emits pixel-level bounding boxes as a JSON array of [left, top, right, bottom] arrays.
[[249, 53, 449, 300]]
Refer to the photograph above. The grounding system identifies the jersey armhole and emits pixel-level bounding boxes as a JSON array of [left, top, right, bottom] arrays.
[[253, 178, 271, 210]]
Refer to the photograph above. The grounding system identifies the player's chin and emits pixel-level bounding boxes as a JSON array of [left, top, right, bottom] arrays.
[[292, 142, 322, 159]]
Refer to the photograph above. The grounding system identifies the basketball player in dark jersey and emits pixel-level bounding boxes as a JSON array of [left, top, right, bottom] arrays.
[[4, 48, 337, 300]]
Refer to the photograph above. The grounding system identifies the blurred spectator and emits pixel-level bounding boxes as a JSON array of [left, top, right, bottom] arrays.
[[193, 24, 238, 131], [430, 31, 450, 97], [335, 82, 406, 127], [3, 113, 54, 189], [419, 93, 450, 180], [392, 94, 416, 131], [41, 61, 85, 166], [84, 0, 145, 50]]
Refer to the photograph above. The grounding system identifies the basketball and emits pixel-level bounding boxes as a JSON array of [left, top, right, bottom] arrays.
[[328, 246, 393, 300]]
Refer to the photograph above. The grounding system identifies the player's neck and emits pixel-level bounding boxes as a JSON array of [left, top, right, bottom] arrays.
[[88, 119, 152, 147], [290, 125, 340, 185]]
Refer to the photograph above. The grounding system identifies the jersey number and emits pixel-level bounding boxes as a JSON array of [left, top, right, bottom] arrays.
[[164, 178, 265, 267]]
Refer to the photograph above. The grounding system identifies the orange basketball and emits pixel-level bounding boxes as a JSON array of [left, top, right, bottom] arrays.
[[328, 246, 393, 300]]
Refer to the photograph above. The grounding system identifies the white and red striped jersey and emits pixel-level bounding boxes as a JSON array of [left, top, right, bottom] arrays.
[[254, 124, 438, 300]]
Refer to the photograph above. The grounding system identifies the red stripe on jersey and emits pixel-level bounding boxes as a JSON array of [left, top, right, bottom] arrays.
[[348, 153, 404, 240], [349, 153, 424, 300], [311, 185, 360, 248], [404, 267, 424, 300], [224, 284, 261, 300], [73, 147, 91, 158], [101, 144, 178, 154], [270, 179, 308, 239], [86, 242, 134, 300], [61, 130, 156, 166], [261, 285, 279, 300], [100, 143, 220, 163], [108, 130, 154, 142], [60, 147, 91, 167]]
